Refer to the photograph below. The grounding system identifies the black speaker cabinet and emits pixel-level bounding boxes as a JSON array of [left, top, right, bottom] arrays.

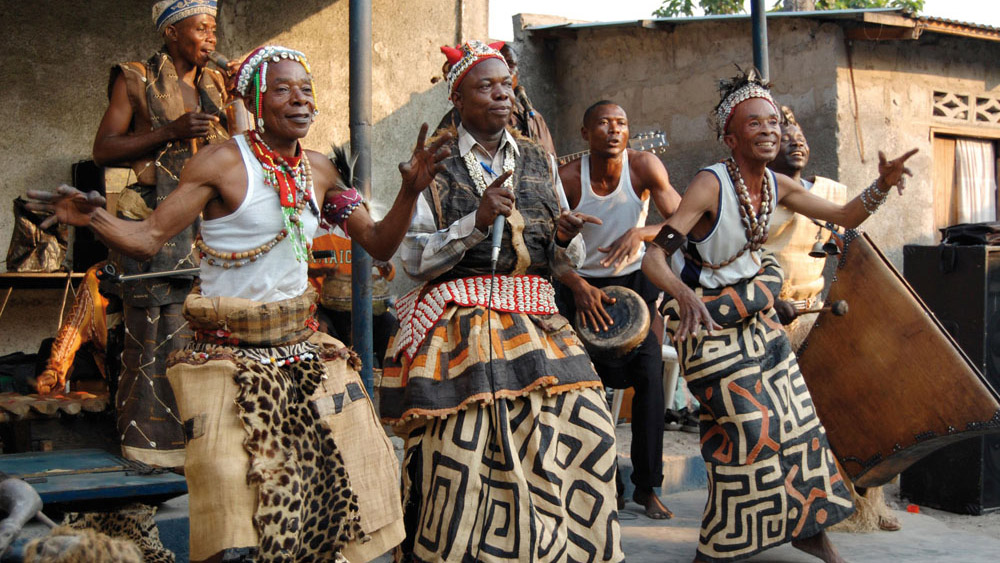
[[901, 244, 1000, 514], [70, 160, 108, 271]]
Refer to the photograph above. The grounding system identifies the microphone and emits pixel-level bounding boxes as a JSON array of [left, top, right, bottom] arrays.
[[207, 51, 230, 71], [491, 214, 505, 267]]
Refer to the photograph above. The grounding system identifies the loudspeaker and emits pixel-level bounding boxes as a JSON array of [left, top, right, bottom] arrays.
[[70, 160, 108, 271], [901, 244, 1000, 514]]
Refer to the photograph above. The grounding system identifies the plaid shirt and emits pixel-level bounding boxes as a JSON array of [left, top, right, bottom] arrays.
[[401, 124, 581, 281]]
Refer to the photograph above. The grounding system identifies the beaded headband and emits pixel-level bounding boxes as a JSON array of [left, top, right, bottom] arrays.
[[441, 40, 507, 97], [152, 0, 217, 33], [714, 81, 778, 142], [234, 45, 317, 132]]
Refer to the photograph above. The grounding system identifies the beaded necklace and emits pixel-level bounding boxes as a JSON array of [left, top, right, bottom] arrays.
[[248, 130, 319, 262], [682, 158, 772, 270], [463, 141, 515, 196], [725, 157, 772, 252], [195, 132, 318, 268]]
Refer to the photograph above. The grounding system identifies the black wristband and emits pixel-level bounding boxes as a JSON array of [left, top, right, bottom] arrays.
[[650, 224, 687, 256]]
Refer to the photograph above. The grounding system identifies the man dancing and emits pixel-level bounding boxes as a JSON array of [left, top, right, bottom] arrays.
[[29, 45, 449, 563], [380, 40, 623, 562], [641, 70, 916, 563], [556, 100, 681, 519], [91, 0, 235, 467]]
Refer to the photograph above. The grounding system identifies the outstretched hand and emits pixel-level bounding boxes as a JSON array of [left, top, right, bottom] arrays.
[[877, 148, 918, 195], [399, 123, 452, 195], [25, 185, 106, 229], [598, 227, 644, 273]]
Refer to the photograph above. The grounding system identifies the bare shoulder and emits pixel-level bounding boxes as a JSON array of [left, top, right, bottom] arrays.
[[558, 157, 581, 177], [628, 149, 669, 181], [305, 149, 342, 201], [182, 140, 242, 181], [686, 169, 722, 200]]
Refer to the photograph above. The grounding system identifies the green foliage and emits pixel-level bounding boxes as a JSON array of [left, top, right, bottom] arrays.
[[653, 0, 746, 18], [653, 0, 924, 18]]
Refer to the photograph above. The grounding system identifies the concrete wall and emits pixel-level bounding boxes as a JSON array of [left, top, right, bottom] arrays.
[[515, 16, 843, 207], [515, 14, 1000, 267], [833, 35, 1000, 264], [0, 0, 487, 356]]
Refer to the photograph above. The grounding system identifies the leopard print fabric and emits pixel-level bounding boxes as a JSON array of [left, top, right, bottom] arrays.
[[61, 504, 172, 562], [24, 526, 144, 563], [233, 346, 365, 561]]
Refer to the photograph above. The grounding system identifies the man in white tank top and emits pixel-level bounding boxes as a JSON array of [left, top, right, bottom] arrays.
[[28, 45, 453, 562], [641, 70, 918, 563], [556, 101, 681, 519]]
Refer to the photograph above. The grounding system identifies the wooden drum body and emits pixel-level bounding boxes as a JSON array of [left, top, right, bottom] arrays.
[[797, 233, 1000, 487], [574, 285, 650, 366]]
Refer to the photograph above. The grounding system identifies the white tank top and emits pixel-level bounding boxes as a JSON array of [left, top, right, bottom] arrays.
[[669, 162, 776, 289], [199, 134, 320, 302], [573, 152, 649, 277]]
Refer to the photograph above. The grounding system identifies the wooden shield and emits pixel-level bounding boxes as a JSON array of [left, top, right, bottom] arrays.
[[797, 233, 1000, 487]]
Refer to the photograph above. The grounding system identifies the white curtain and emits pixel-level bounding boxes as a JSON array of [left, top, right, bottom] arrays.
[[955, 138, 997, 224]]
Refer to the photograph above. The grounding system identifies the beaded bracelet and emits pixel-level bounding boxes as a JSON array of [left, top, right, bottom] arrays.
[[321, 187, 364, 229], [860, 179, 888, 215]]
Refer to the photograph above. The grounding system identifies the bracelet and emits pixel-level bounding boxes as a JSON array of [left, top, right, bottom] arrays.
[[860, 179, 888, 215], [321, 187, 363, 229], [650, 224, 687, 256]]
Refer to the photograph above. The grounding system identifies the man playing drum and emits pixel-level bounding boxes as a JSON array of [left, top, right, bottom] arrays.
[[641, 69, 917, 563], [766, 105, 902, 534], [28, 44, 450, 562], [556, 100, 681, 519]]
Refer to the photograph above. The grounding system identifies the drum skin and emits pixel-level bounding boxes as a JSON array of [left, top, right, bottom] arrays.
[[575, 285, 650, 362], [797, 233, 1000, 487]]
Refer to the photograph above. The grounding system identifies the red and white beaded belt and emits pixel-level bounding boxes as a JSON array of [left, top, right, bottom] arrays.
[[391, 274, 558, 361]]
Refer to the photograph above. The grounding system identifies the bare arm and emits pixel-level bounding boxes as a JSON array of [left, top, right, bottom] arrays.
[[778, 148, 918, 228], [641, 171, 723, 341], [92, 73, 220, 166], [598, 151, 682, 270], [28, 143, 232, 260], [339, 124, 452, 261]]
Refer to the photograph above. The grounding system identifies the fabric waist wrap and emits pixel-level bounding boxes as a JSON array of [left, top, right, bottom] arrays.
[[391, 274, 558, 360], [183, 285, 318, 347]]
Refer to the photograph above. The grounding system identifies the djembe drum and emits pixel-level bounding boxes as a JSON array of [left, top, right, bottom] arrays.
[[574, 285, 650, 368]]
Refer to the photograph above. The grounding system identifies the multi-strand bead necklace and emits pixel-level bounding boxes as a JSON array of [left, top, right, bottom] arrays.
[[684, 158, 772, 270], [195, 131, 319, 268]]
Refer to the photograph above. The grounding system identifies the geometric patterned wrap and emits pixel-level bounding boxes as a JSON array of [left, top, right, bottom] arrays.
[[379, 304, 603, 423], [390, 274, 559, 361], [395, 387, 624, 562], [661, 256, 854, 562], [166, 318, 381, 561], [182, 285, 318, 347]]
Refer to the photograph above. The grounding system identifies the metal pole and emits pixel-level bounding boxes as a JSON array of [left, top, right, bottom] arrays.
[[751, 0, 770, 81], [350, 0, 375, 397]]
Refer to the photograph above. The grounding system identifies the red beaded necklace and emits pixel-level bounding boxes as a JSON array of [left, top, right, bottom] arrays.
[[247, 130, 317, 261]]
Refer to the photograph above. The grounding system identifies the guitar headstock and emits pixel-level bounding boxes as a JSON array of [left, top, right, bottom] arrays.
[[629, 130, 669, 155]]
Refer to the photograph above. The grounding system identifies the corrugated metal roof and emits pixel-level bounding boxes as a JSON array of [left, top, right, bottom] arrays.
[[525, 8, 1000, 41]]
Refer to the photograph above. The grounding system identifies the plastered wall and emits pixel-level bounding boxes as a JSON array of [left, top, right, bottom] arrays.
[[514, 14, 1000, 268], [0, 0, 487, 355]]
